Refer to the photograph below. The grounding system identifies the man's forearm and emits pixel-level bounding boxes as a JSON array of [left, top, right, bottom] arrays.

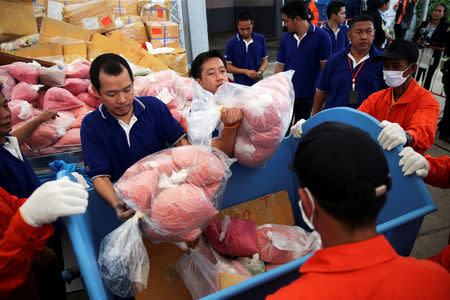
[[311, 90, 328, 116], [92, 176, 119, 209], [259, 58, 269, 72], [11, 117, 43, 145], [274, 63, 284, 74], [226, 62, 249, 75], [212, 127, 238, 157]]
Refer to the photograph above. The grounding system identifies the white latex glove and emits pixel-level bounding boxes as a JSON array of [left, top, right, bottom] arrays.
[[20, 177, 88, 227], [399, 147, 430, 177], [378, 120, 407, 150], [290, 119, 306, 139]]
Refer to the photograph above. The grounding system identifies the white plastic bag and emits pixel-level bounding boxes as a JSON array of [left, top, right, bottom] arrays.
[[98, 212, 149, 298]]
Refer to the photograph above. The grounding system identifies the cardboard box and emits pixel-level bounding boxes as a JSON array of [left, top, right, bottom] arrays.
[[138, 0, 170, 21], [105, 22, 149, 45], [135, 190, 293, 300], [0, 0, 38, 43], [154, 48, 188, 77], [147, 21, 179, 49], [116, 14, 142, 25], [45, 0, 90, 21], [109, 30, 146, 65], [88, 33, 121, 61], [11, 43, 64, 64], [0, 51, 55, 67], [138, 52, 170, 72], [62, 0, 115, 33], [63, 42, 88, 63], [39, 17, 92, 45], [107, 0, 138, 18]]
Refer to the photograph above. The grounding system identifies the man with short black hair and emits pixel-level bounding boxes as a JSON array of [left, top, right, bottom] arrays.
[[268, 122, 450, 299], [82, 53, 188, 221], [358, 39, 440, 155], [275, 1, 331, 121], [323, 1, 349, 54], [311, 14, 385, 115], [225, 12, 268, 86], [82, 53, 243, 221]]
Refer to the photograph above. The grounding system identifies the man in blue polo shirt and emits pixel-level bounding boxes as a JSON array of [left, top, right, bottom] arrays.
[[0, 88, 57, 199], [275, 1, 332, 121], [323, 1, 350, 54], [81, 53, 242, 221], [311, 14, 386, 116], [225, 12, 268, 86]]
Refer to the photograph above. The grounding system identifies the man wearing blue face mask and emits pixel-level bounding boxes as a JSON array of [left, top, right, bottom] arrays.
[[357, 39, 440, 155], [268, 122, 450, 299]]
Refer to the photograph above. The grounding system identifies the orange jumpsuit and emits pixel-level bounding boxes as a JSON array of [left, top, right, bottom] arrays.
[[308, 1, 319, 26], [424, 154, 449, 272], [358, 79, 440, 155], [0, 187, 53, 299], [266, 235, 450, 299], [424, 155, 450, 189]]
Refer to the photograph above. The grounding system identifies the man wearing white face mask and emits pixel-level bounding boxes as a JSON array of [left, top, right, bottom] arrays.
[[290, 40, 440, 155], [357, 39, 440, 155], [268, 122, 450, 299]]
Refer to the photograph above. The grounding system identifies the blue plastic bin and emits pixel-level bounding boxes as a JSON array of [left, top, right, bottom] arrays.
[[65, 108, 436, 300]]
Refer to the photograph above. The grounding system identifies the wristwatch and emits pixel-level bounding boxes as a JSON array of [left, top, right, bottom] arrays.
[[404, 131, 412, 147]]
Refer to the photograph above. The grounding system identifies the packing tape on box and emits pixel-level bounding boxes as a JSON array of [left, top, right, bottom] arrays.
[[152, 21, 179, 47]]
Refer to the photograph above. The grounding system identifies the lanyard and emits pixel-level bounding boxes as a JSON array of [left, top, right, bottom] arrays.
[[347, 57, 366, 91]]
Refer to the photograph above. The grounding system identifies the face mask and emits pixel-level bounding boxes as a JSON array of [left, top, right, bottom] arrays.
[[383, 65, 411, 87], [298, 188, 315, 230]]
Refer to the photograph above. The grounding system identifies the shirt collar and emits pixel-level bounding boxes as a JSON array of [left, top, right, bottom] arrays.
[[346, 45, 377, 65], [300, 235, 397, 273], [99, 98, 145, 122], [392, 78, 420, 105]]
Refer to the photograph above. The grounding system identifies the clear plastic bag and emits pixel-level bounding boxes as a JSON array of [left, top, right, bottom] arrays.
[[8, 100, 34, 125], [176, 245, 218, 299], [239, 254, 266, 276], [98, 213, 149, 298], [186, 82, 221, 147], [256, 224, 322, 264], [189, 71, 295, 167], [114, 145, 235, 243], [12, 110, 76, 157], [176, 237, 251, 299]]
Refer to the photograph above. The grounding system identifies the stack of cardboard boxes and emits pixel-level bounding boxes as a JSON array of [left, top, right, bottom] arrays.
[[0, 0, 188, 76]]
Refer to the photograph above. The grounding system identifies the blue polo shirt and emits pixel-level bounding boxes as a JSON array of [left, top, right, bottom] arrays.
[[81, 97, 185, 182], [317, 44, 386, 109], [0, 135, 41, 198], [225, 32, 268, 86], [277, 24, 332, 99], [323, 23, 350, 54]]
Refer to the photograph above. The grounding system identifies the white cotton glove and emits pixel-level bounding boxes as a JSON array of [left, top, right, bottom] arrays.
[[290, 119, 306, 139], [20, 177, 88, 227], [399, 147, 430, 177], [71, 172, 90, 189], [378, 120, 407, 150]]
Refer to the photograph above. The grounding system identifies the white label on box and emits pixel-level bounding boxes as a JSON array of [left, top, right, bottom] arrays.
[[0, 75, 8, 84], [113, 8, 126, 14], [159, 39, 175, 45], [82, 17, 100, 30], [47, 1, 64, 21], [152, 0, 166, 6]]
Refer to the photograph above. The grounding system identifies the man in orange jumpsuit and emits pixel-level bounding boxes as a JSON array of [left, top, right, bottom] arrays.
[[0, 179, 88, 299], [308, 0, 319, 26], [268, 122, 449, 299], [357, 39, 440, 155], [399, 146, 449, 271]]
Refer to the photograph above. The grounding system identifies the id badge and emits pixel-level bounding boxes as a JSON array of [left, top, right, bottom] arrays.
[[348, 90, 359, 105]]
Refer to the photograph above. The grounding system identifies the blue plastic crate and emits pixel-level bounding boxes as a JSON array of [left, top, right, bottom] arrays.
[[65, 108, 435, 300]]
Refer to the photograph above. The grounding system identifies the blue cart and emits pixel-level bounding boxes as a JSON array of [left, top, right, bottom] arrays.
[[65, 108, 436, 300]]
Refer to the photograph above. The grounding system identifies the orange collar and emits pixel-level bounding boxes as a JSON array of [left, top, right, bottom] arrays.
[[300, 235, 397, 273]]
